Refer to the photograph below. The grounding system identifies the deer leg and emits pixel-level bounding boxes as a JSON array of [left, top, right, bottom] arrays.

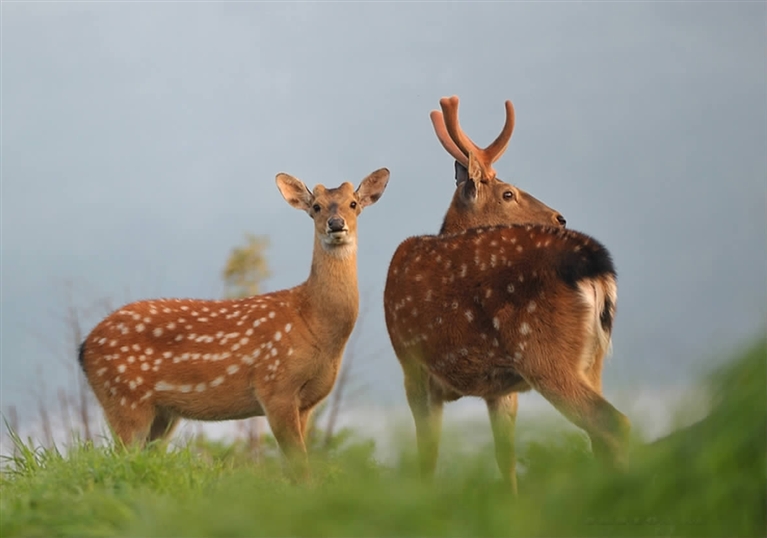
[[147, 408, 180, 444], [403, 363, 444, 482], [102, 403, 154, 449], [584, 351, 605, 394], [486, 393, 519, 495], [298, 408, 313, 444], [521, 369, 630, 470], [265, 399, 309, 482]]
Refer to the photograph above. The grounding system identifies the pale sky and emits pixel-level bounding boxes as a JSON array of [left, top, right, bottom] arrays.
[[2, 2, 766, 419]]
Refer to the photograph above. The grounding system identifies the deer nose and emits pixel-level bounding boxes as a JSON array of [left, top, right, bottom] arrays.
[[328, 217, 346, 232], [556, 214, 567, 227]]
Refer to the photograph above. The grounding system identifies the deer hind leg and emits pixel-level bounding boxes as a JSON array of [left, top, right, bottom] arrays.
[[485, 393, 519, 495], [584, 350, 605, 394], [146, 408, 180, 444], [264, 397, 309, 482], [402, 361, 444, 482], [523, 368, 630, 470]]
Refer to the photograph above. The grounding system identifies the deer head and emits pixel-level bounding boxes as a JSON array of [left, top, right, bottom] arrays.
[[276, 169, 389, 254], [430, 96, 566, 234]]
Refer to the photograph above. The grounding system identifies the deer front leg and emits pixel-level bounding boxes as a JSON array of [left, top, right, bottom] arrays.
[[265, 398, 310, 482], [486, 393, 519, 495], [403, 362, 444, 482]]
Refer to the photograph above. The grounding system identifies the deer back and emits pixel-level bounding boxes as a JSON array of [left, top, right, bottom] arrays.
[[384, 224, 617, 398]]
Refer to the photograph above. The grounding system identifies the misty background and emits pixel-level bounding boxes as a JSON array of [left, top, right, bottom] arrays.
[[2, 2, 765, 437]]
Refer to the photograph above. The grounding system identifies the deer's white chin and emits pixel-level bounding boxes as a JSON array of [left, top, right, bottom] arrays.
[[323, 231, 353, 247]]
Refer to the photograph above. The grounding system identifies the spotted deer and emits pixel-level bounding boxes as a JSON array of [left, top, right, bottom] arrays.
[[383, 96, 628, 493], [79, 168, 390, 479]]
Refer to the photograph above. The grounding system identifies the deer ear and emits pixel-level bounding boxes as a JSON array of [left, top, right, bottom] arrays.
[[276, 173, 313, 212], [454, 161, 469, 185], [458, 176, 478, 204], [467, 152, 484, 182], [356, 168, 390, 208]]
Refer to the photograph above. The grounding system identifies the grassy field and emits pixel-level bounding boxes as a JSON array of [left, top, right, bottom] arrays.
[[1, 339, 765, 537]]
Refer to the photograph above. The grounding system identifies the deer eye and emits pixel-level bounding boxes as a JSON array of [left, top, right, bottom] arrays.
[[503, 191, 515, 201], [312, 204, 321, 213], [350, 201, 357, 209]]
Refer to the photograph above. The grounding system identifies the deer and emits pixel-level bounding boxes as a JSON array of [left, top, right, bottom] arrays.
[[78, 168, 390, 480], [383, 96, 629, 494]]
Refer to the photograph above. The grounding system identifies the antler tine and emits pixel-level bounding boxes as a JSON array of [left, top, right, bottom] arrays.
[[485, 100, 516, 164], [430, 110, 468, 166], [440, 96, 483, 159]]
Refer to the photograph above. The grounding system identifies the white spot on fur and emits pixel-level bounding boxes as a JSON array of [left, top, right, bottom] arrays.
[[117, 364, 126, 373], [285, 323, 292, 333], [195, 383, 206, 392], [520, 322, 531, 335], [210, 376, 225, 387], [155, 381, 175, 391], [493, 318, 500, 330], [227, 364, 240, 375], [268, 311, 276, 319], [527, 301, 537, 313], [135, 323, 145, 332], [464, 310, 474, 322], [274, 331, 282, 341]]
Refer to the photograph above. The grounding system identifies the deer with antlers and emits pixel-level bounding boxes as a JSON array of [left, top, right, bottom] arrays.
[[79, 168, 390, 479], [383, 96, 629, 493]]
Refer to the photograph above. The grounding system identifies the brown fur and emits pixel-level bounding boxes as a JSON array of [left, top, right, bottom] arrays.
[[80, 168, 390, 480], [384, 225, 629, 487], [384, 96, 627, 493]]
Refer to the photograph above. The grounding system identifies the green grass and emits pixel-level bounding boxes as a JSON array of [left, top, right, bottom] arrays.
[[2, 339, 765, 537]]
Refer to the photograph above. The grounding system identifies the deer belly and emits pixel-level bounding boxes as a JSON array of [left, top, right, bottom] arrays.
[[418, 338, 530, 398], [150, 367, 264, 421]]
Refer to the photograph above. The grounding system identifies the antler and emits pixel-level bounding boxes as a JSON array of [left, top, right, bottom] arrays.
[[430, 96, 516, 179], [429, 109, 468, 167]]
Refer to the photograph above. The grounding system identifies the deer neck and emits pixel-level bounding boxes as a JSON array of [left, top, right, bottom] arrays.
[[300, 234, 360, 345], [440, 201, 478, 235]]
